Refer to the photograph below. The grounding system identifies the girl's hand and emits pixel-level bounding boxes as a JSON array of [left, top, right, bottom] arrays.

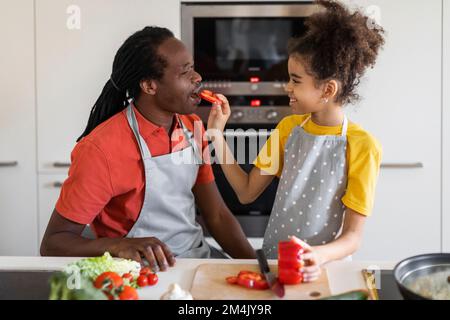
[[207, 94, 231, 133], [293, 238, 324, 283]]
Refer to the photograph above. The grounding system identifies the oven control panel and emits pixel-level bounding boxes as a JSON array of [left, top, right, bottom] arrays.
[[201, 81, 287, 96], [196, 106, 292, 124]]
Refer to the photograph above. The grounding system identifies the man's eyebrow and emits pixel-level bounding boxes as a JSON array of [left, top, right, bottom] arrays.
[[181, 62, 193, 69], [289, 73, 302, 78]]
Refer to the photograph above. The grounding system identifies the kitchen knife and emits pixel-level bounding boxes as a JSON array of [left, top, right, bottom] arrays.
[[256, 249, 285, 298]]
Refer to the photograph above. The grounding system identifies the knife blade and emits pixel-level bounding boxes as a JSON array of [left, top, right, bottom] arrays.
[[256, 249, 285, 298]]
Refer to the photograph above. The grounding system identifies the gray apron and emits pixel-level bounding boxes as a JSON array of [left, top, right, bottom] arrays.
[[125, 104, 211, 258], [263, 116, 348, 259]]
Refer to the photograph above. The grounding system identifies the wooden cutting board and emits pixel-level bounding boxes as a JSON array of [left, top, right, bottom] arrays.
[[190, 263, 330, 300]]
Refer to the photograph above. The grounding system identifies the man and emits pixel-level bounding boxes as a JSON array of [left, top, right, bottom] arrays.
[[40, 26, 256, 271]]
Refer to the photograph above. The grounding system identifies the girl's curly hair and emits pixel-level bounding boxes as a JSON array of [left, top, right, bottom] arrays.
[[288, 0, 385, 104]]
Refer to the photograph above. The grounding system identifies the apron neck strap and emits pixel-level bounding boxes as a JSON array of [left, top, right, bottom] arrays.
[[341, 115, 348, 137], [126, 104, 152, 159], [176, 114, 203, 165], [299, 115, 311, 128], [127, 104, 202, 163], [300, 114, 348, 137]]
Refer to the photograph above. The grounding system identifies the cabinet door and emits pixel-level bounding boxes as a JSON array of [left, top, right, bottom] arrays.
[[0, 0, 38, 256], [443, 0, 449, 253], [36, 0, 180, 173], [342, 0, 442, 260], [38, 175, 68, 244]]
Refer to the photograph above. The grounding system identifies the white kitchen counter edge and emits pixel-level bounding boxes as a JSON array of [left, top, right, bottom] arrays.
[[0, 256, 396, 300]]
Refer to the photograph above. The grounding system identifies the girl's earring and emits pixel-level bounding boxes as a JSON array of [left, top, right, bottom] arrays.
[[322, 98, 329, 104]]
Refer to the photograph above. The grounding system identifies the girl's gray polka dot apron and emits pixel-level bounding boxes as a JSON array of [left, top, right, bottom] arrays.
[[263, 116, 348, 259]]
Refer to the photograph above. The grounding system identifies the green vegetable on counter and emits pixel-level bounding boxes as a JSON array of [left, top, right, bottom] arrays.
[[64, 252, 141, 280], [49, 252, 142, 300], [319, 290, 369, 300], [49, 272, 107, 300]]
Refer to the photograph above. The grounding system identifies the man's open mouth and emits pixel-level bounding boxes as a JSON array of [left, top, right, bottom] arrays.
[[189, 85, 202, 104]]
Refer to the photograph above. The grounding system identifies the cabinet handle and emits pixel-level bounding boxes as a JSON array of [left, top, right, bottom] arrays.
[[53, 182, 63, 188], [380, 162, 423, 169], [53, 162, 71, 168], [0, 161, 18, 167]]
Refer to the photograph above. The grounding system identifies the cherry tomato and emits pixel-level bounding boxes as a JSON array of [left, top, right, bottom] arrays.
[[94, 272, 123, 290], [147, 273, 158, 286], [122, 273, 133, 281], [140, 267, 152, 276], [119, 286, 139, 300], [137, 275, 148, 287]]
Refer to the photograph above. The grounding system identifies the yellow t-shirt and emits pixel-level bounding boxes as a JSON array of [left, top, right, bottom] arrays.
[[253, 114, 382, 216]]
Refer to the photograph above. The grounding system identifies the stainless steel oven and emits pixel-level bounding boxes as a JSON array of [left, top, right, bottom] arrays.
[[182, 2, 319, 238]]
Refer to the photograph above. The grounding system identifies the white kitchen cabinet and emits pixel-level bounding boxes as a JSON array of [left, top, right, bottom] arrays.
[[342, 0, 442, 260], [0, 0, 38, 256], [443, 0, 450, 253], [38, 174, 68, 244], [36, 0, 180, 173]]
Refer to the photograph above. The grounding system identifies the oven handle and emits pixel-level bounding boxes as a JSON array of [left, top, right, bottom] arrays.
[[223, 131, 272, 138]]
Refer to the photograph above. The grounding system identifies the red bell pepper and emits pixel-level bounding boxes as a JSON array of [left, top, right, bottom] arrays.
[[199, 90, 222, 105], [225, 271, 269, 290], [278, 236, 305, 285]]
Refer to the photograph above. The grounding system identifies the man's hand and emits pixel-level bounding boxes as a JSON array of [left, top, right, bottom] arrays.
[[108, 237, 176, 272]]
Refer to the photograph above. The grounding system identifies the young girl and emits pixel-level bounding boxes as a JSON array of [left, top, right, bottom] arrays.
[[207, 0, 385, 282]]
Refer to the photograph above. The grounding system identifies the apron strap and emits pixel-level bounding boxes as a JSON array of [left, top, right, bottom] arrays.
[[300, 115, 311, 128], [126, 104, 203, 164], [341, 116, 348, 137], [300, 114, 348, 137], [177, 115, 203, 165], [126, 105, 153, 159]]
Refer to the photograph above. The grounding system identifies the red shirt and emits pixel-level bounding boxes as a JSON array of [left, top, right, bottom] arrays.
[[56, 106, 214, 237]]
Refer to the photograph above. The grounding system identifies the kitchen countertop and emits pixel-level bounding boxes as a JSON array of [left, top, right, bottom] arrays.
[[0, 256, 397, 300]]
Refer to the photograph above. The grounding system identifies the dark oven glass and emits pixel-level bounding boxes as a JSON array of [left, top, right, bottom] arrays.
[[194, 18, 308, 81]]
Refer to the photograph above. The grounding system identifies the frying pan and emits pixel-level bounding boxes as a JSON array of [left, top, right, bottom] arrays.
[[393, 253, 450, 300]]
